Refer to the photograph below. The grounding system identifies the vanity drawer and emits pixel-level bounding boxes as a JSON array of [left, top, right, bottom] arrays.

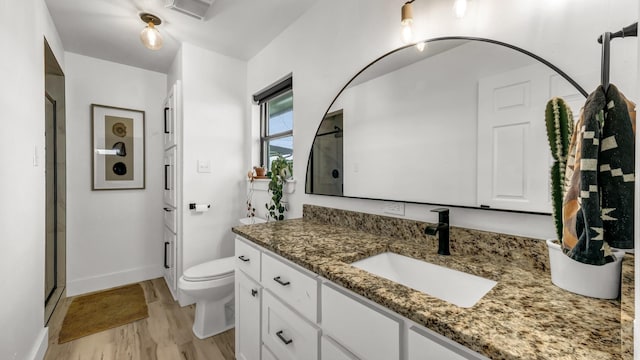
[[261, 253, 318, 322], [262, 290, 319, 360], [235, 237, 261, 281], [321, 283, 401, 360]]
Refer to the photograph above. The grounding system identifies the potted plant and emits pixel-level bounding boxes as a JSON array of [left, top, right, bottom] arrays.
[[254, 166, 267, 178], [265, 154, 293, 221], [544, 97, 624, 299]]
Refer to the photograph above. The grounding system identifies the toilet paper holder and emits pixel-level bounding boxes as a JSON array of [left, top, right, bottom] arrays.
[[189, 203, 211, 210]]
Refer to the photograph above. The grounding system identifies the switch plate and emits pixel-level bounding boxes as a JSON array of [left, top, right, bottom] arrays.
[[197, 159, 211, 173], [383, 202, 405, 216]]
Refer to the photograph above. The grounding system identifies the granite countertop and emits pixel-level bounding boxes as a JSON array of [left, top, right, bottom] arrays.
[[232, 212, 626, 360]]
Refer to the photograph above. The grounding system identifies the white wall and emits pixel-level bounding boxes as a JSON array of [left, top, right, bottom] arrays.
[[247, 0, 638, 240], [65, 52, 166, 296], [0, 0, 64, 358], [175, 43, 248, 272]]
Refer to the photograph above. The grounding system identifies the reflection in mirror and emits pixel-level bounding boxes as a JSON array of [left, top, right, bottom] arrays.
[[306, 110, 344, 195], [306, 37, 587, 213]]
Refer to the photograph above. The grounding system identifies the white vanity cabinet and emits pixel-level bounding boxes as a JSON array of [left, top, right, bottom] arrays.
[[235, 236, 320, 360], [234, 235, 488, 360]]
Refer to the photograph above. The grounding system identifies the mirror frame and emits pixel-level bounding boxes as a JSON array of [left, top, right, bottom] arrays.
[[305, 36, 588, 215]]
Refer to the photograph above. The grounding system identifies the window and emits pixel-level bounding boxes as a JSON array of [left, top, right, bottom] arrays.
[[253, 75, 293, 170]]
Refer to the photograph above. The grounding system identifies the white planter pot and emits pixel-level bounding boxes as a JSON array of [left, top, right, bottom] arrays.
[[546, 239, 625, 299]]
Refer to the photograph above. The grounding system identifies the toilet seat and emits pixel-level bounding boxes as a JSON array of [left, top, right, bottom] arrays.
[[183, 256, 235, 281]]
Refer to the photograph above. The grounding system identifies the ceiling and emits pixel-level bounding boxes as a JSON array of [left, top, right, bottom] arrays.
[[45, 0, 318, 73]]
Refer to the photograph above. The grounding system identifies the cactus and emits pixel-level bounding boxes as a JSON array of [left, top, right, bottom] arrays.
[[544, 97, 573, 241]]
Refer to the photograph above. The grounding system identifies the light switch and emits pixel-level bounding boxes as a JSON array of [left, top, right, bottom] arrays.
[[197, 159, 211, 173]]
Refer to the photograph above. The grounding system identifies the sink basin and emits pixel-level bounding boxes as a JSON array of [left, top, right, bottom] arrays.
[[351, 252, 497, 308]]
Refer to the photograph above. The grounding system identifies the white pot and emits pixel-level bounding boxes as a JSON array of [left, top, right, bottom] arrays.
[[546, 239, 625, 299]]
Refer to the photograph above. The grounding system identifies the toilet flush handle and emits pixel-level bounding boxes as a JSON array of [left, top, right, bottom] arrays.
[[251, 289, 258, 297]]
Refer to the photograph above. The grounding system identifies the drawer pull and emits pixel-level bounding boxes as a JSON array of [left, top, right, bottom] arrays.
[[163, 207, 172, 212], [273, 276, 290, 286], [276, 330, 293, 345], [238, 255, 250, 262], [251, 289, 258, 297]]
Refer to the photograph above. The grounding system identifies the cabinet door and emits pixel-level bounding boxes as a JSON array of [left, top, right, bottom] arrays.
[[163, 226, 177, 295], [163, 147, 177, 207], [163, 94, 174, 148], [163, 82, 180, 149], [408, 326, 489, 360], [262, 290, 319, 360], [236, 270, 261, 360]]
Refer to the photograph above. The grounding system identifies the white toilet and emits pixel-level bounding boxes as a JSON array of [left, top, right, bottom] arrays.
[[178, 216, 266, 339]]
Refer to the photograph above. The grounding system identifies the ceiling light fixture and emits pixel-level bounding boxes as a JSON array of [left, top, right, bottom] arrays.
[[139, 13, 163, 50], [401, 0, 415, 44], [453, 0, 468, 18]]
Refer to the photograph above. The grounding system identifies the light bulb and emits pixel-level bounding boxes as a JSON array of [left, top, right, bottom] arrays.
[[401, 21, 413, 44], [140, 22, 163, 50], [415, 42, 426, 52], [453, 0, 468, 18], [401, 1, 414, 44]]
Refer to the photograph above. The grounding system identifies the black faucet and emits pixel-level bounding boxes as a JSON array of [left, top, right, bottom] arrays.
[[424, 208, 450, 256]]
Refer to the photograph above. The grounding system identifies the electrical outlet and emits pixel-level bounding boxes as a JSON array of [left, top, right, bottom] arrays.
[[197, 159, 211, 173], [383, 202, 405, 216]]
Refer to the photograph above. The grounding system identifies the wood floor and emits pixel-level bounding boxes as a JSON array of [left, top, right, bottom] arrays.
[[44, 278, 235, 360]]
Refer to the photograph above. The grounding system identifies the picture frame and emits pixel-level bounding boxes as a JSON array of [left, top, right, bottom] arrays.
[[91, 104, 145, 190]]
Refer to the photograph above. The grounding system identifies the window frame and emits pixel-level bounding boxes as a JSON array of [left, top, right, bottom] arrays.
[[254, 75, 293, 170]]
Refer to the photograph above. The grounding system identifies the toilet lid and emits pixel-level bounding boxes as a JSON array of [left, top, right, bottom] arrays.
[[183, 257, 235, 281]]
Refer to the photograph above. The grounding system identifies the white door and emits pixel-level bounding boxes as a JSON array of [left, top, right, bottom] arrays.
[[477, 63, 554, 213]]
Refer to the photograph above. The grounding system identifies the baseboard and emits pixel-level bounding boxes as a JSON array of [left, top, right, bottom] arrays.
[[67, 265, 163, 296], [27, 327, 48, 360]]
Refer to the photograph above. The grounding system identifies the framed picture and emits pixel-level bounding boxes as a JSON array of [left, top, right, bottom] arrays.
[[92, 104, 145, 190]]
